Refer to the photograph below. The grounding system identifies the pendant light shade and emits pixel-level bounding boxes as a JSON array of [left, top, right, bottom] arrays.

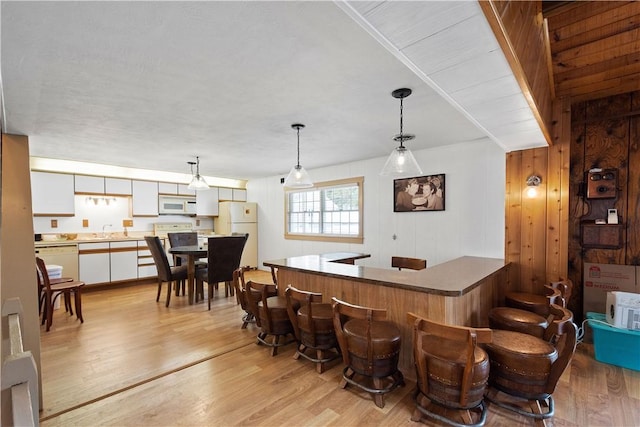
[[380, 88, 423, 176], [187, 156, 209, 190], [283, 123, 313, 188]]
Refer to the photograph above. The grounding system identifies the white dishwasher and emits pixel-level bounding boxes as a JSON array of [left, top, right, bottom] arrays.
[[34, 244, 79, 280]]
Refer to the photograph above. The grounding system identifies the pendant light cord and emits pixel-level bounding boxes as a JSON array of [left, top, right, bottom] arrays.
[[399, 96, 405, 148], [296, 126, 301, 168]]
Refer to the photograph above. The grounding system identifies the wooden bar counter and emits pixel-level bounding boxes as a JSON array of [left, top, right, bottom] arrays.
[[264, 254, 510, 379]]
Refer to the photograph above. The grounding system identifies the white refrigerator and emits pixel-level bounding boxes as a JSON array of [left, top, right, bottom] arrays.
[[214, 202, 258, 268]]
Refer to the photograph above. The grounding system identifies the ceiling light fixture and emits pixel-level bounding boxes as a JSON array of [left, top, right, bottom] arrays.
[[187, 156, 209, 191], [380, 88, 423, 176], [283, 123, 313, 188]]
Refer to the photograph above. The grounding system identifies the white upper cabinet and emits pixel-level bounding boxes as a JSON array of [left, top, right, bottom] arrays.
[[105, 178, 132, 195], [76, 175, 132, 195], [178, 184, 195, 196], [31, 171, 75, 216], [218, 187, 233, 201], [196, 187, 219, 216], [132, 180, 159, 216], [75, 175, 105, 194], [158, 182, 178, 194], [232, 189, 247, 201]]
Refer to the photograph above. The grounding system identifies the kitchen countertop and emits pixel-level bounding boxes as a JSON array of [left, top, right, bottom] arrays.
[[35, 231, 220, 246], [35, 235, 153, 246]]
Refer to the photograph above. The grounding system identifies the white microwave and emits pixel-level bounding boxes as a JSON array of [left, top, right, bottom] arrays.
[[158, 196, 197, 215]]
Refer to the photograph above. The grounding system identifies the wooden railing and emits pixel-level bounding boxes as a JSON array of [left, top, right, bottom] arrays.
[[2, 298, 38, 426]]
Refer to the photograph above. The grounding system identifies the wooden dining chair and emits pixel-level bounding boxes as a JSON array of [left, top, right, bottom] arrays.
[[36, 257, 85, 332], [144, 236, 189, 307], [391, 256, 426, 271], [167, 231, 206, 296], [195, 234, 248, 309]]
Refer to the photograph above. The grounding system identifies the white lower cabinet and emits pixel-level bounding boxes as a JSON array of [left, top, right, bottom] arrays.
[[80, 240, 150, 285], [138, 239, 159, 278], [110, 241, 139, 282], [79, 242, 110, 285]]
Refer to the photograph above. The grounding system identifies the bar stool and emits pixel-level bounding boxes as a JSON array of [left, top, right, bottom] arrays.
[[505, 279, 573, 316], [489, 286, 563, 339], [332, 297, 404, 408], [409, 312, 492, 427], [391, 256, 426, 271], [246, 280, 295, 356], [285, 285, 340, 373], [483, 304, 577, 421]]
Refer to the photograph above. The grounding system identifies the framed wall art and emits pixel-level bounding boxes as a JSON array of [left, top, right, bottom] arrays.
[[393, 174, 445, 212]]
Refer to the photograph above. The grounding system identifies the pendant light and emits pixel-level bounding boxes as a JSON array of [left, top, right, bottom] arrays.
[[380, 88, 423, 176], [283, 123, 313, 188], [187, 156, 209, 190]]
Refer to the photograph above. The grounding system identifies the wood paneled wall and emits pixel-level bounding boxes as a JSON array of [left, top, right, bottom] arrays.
[[568, 91, 640, 320], [507, 92, 640, 322], [505, 98, 571, 308]]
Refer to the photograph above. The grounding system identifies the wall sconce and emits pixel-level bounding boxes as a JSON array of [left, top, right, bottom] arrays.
[[526, 175, 542, 198]]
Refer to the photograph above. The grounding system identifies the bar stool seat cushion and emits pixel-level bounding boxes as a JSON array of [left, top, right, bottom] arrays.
[[298, 303, 336, 349], [343, 318, 401, 377], [505, 292, 551, 316], [258, 296, 294, 336], [489, 307, 549, 339], [419, 333, 490, 409], [484, 329, 558, 398]]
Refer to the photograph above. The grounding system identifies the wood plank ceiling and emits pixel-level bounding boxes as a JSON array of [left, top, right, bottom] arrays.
[[544, 0, 640, 103]]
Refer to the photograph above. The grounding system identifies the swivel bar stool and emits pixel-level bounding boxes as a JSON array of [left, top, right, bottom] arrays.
[[409, 312, 492, 427], [483, 304, 577, 421], [285, 285, 340, 373], [332, 297, 404, 408], [246, 280, 295, 356]]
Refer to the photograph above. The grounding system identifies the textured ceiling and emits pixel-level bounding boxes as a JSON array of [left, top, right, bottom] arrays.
[[1, 1, 547, 180]]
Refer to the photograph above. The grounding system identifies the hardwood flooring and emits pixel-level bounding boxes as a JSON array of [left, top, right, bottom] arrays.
[[39, 271, 640, 426]]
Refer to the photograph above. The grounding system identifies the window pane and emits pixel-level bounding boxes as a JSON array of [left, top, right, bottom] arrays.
[[286, 179, 362, 242]]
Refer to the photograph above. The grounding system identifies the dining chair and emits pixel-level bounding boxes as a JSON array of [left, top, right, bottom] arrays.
[[37, 265, 74, 316], [167, 232, 206, 296], [391, 256, 427, 271], [144, 236, 189, 307], [195, 234, 248, 309], [36, 257, 85, 332]]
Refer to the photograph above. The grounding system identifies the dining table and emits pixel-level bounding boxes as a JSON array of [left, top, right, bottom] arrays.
[[168, 245, 207, 305]]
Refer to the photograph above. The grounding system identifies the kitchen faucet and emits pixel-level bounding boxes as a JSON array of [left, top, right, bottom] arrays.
[[102, 224, 113, 238]]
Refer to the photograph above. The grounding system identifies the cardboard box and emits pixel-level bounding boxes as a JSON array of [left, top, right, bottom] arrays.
[[583, 263, 637, 315]]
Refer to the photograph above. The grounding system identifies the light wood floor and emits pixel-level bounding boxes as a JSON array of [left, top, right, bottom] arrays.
[[39, 271, 640, 426]]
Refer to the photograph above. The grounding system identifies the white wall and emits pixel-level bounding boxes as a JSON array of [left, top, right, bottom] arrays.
[[248, 139, 505, 269]]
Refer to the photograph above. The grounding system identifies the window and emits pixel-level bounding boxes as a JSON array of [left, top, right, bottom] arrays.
[[285, 177, 363, 243]]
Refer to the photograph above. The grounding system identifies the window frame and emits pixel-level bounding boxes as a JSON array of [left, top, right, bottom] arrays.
[[284, 177, 364, 244]]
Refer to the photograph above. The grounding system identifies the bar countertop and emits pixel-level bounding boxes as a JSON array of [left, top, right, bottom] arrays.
[[264, 254, 508, 297]]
